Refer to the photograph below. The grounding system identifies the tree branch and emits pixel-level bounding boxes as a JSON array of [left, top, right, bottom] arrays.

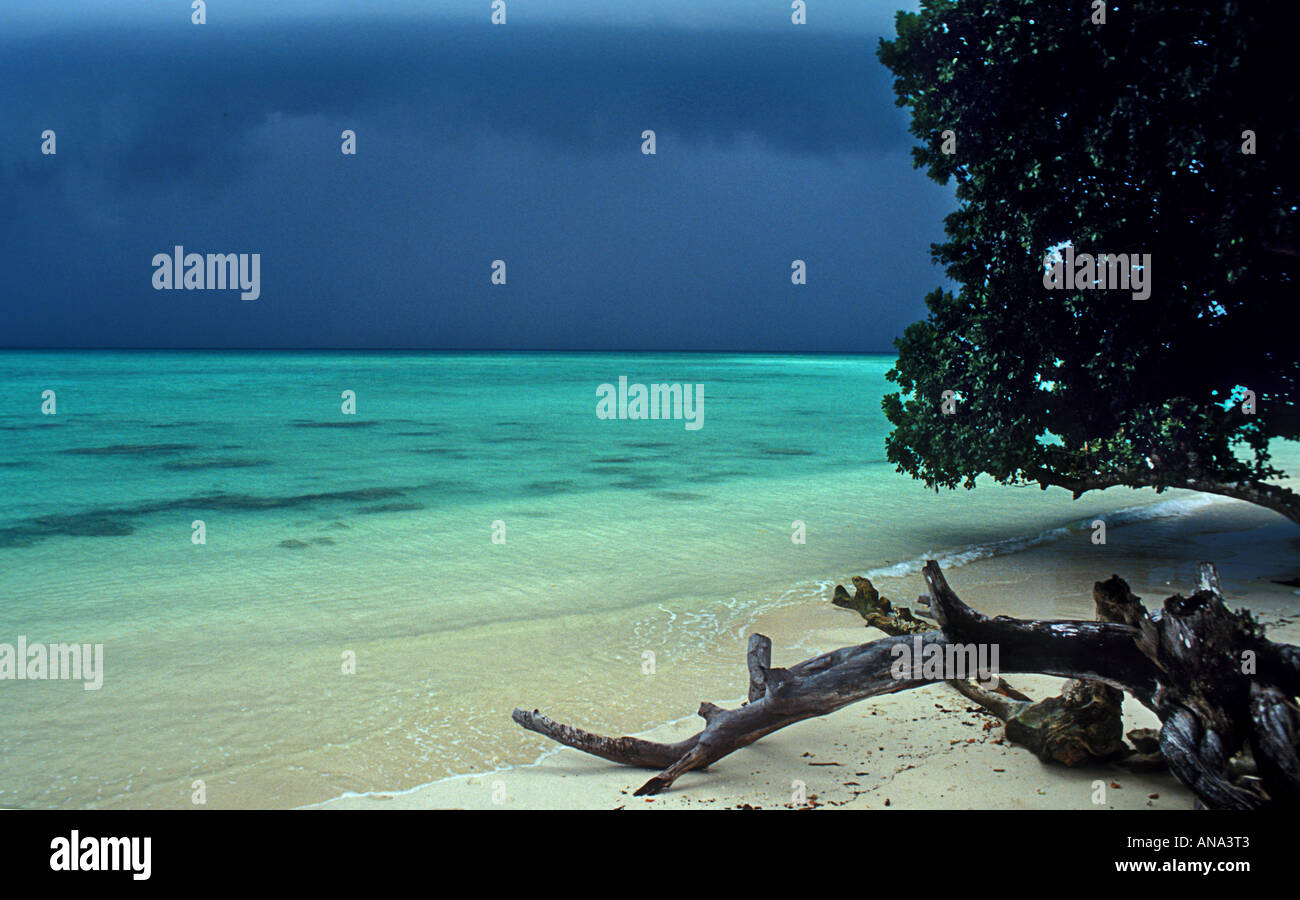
[[511, 562, 1300, 807]]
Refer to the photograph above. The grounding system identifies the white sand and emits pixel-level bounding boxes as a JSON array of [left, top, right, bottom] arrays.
[[307, 498, 1300, 810]]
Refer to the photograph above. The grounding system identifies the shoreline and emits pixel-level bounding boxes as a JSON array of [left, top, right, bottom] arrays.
[[306, 494, 1300, 810]]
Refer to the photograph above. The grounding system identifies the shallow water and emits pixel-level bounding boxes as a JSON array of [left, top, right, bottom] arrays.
[[0, 351, 1288, 808]]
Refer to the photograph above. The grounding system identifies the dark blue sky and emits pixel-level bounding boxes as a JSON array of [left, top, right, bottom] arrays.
[[1, 1, 953, 351]]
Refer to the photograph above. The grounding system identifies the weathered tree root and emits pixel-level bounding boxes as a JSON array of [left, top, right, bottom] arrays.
[[832, 576, 933, 634], [835, 573, 1130, 767], [511, 561, 1300, 807]]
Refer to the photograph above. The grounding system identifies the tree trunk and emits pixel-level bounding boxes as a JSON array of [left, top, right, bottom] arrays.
[[512, 561, 1300, 808], [1034, 465, 1300, 528]]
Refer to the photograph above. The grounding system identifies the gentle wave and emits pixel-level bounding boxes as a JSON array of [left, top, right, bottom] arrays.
[[866, 492, 1227, 580], [300, 490, 1242, 810]]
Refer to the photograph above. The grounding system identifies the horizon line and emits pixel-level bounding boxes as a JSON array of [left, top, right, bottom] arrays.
[[0, 347, 899, 355]]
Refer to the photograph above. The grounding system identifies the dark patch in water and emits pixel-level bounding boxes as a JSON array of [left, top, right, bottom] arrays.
[[292, 420, 382, 428], [62, 443, 196, 456], [393, 431, 439, 437], [356, 502, 426, 514], [586, 466, 635, 476], [200, 487, 407, 511], [310, 536, 337, 545], [326, 521, 351, 530], [591, 456, 639, 464], [758, 447, 816, 457], [0, 486, 408, 548], [279, 539, 311, 549], [613, 476, 664, 490], [522, 480, 577, 496], [0, 512, 135, 547], [160, 457, 272, 471], [388, 418, 444, 427], [625, 441, 675, 449], [479, 433, 539, 444], [653, 491, 708, 502], [0, 460, 31, 468], [684, 470, 746, 483]]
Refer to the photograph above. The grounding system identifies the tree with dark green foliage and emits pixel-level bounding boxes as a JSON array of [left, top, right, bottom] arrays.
[[877, 0, 1300, 524]]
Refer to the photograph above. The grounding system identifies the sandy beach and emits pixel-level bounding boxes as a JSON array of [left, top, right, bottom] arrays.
[[308, 496, 1300, 811], [14, 354, 1294, 811]]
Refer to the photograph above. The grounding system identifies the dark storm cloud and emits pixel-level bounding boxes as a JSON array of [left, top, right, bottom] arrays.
[[1, 20, 904, 196], [0, 13, 955, 351]]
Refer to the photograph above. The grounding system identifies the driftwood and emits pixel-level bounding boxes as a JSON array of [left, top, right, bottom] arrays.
[[512, 561, 1300, 808], [835, 574, 1130, 767], [832, 576, 932, 634]]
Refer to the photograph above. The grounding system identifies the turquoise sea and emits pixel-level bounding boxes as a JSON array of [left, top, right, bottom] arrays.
[[0, 351, 1272, 808]]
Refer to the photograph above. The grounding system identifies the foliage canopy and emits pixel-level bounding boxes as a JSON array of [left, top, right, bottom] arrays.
[[878, 0, 1300, 523]]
